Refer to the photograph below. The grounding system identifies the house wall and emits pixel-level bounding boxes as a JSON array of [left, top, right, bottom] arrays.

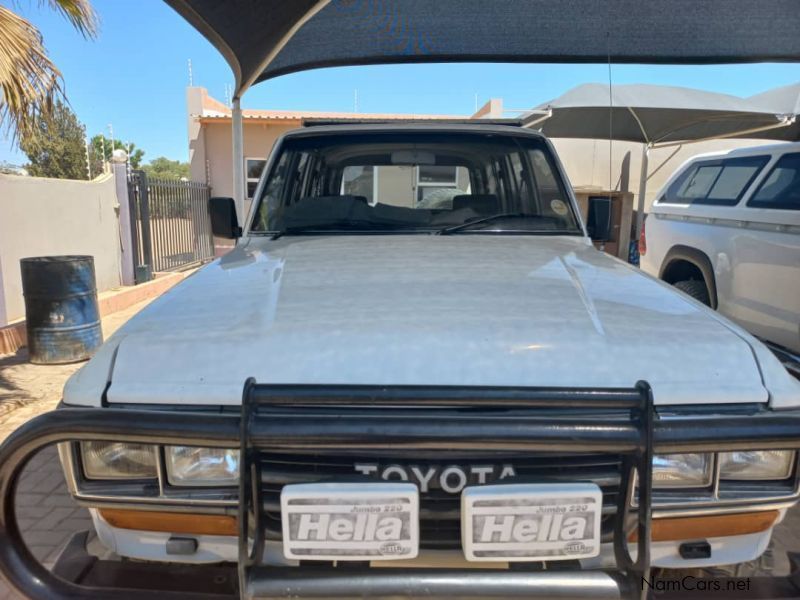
[[199, 120, 297, 218], [377, 166, 415, 206], [0, 173, 122, 326], [186, 87, 207, 187]]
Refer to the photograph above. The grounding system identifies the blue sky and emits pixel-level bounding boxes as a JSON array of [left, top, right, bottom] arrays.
[[1, 0, 798, 166]]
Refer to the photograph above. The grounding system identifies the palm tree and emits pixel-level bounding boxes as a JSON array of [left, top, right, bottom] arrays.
[[0, 0, 97, 139]]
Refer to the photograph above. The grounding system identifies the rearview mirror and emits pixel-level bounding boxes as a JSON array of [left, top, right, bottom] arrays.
[[391, 150, 436, 165], [587, 196, 612, 242], [209, 197, 241, 239]]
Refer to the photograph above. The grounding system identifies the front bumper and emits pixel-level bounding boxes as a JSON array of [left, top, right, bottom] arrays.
[[2, 380, 800, 599]]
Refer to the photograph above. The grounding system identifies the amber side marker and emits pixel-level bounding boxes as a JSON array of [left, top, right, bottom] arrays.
[[98, 509, 238, 536], [630, 510, 779, 542]]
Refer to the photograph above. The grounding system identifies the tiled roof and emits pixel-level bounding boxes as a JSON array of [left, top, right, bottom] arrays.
[[193, 88, 469, 124], [196, 109, 467, 122]]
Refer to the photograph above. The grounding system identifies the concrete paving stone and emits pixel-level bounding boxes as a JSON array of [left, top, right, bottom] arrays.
[[24, 450, 54, 471], [40, 493, 82, 508], [55, 521, 93, 536], [22, 528, 74, 548], [15, 506, 52, 520], [13, 493, 46, 507], [47, 545, 75, 570], [19, 465, 54, 488], [45, 540, 72, 567], [0, 578, 19, 600], [22, 453, 51, 469], [53, 512, 93, 532], [773, 527, 793, 544], [26, 545, 54, 562], [27, 507, 76, 532], [15, 519, 39, 532], [18, 458, 40, 472], [34, 472, 69, 495], [30, 460, 64, 477], [1, 585, 22, 600]]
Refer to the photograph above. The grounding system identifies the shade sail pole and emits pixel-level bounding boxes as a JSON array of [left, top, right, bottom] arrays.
[[627, 106, 651, 243], [226, 1, 330, 227], [635, 144, 650, 241], [232, 97, 245, 223]]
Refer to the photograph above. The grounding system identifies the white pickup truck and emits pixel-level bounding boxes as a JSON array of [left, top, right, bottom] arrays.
[[3, 124, 800, 600], [640, 142, 800, 373]]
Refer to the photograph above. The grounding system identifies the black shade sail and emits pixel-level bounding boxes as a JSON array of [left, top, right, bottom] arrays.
[[528, 83, 800, 145], [165, 0, 800, 95]]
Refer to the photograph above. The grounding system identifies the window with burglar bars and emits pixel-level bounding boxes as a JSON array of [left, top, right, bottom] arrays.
[[128, 171, 215, 275]]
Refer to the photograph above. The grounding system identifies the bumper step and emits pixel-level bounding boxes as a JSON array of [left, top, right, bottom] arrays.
[[246, 567, 628, 599]]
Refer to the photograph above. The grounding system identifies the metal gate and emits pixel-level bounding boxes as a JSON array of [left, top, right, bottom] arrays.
[[128, 170, 215, 278]]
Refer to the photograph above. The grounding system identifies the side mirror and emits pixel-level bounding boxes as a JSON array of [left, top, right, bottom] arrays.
[[587, 196, 613, 242], [209, 197, 241, 239]]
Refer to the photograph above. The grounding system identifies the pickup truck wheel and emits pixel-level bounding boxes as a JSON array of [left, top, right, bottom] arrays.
[[673, 279, 711, 306]]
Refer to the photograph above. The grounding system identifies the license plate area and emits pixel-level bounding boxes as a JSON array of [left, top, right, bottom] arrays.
[[280, 482, 419, 561], [462, 483, 602, 562]]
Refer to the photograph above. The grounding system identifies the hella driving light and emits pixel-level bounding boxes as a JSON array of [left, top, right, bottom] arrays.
[[81, 442, 157, 480], [652, 453, 713, 488], [166, 446, 239, 486], [719, 450, 795, 480]]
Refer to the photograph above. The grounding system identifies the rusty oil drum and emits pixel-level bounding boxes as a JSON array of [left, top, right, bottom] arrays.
[[20, 256, 103, 364]]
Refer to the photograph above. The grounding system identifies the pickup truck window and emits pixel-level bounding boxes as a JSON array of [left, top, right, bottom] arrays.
[[662, 155, 769, 206], [747, 152, 800, 211], [249, 132, 581, 236]]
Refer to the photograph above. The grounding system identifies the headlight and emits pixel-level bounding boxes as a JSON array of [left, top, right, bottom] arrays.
[[719, 450, 794, 480], [81, 442, 157, 480], [166, 446, 239, 486], [652, 453, 713, 488]]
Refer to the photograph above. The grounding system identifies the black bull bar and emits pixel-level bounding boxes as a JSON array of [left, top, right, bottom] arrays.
[[2, 380, 800, 599]]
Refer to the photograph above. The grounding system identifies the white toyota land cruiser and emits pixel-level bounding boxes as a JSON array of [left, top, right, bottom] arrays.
[[3, 124, 800, 600]]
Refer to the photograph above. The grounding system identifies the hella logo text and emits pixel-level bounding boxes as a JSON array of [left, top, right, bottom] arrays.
[[476, 513, 589, 543], [293, 513, 404, 542]]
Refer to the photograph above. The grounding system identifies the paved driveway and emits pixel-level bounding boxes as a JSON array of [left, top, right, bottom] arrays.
[[0, 446, 93, 599], [0, 298, 157, 439], [0, 299, 155, 599]]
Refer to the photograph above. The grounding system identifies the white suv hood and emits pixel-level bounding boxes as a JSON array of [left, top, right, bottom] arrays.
[[66, 235, 770, 407]]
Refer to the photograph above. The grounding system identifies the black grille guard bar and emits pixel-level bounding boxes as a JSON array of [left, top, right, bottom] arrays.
[[0, 380, 796, 599]]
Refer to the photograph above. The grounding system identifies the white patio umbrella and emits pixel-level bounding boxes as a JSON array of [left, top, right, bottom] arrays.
[[523, 83, 798, 240], [749, 83, 800, 120]]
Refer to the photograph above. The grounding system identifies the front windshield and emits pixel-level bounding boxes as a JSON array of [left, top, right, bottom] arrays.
[[249, 131, 581, 236]]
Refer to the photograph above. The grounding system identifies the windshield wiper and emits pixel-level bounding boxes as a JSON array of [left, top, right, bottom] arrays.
[[437, 213, 543, 235]]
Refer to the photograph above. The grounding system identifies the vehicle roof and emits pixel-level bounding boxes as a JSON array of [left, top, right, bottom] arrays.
[[281, 122, 549, 141], [683, 140, 800, 162]]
